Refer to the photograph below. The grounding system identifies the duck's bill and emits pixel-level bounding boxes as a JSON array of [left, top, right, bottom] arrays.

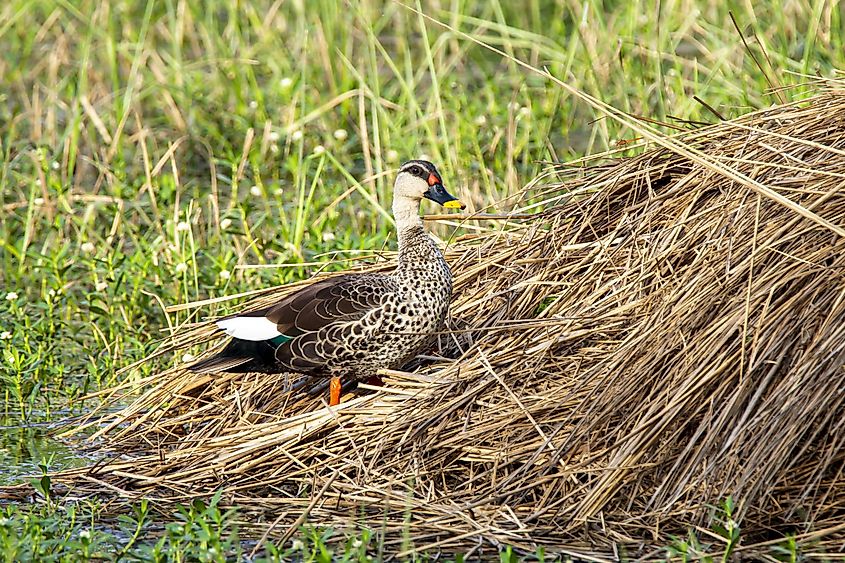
[[424, 184, 467, 210]]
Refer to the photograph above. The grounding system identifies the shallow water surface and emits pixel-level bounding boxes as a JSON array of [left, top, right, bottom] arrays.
[[0, 414, 91, 486]]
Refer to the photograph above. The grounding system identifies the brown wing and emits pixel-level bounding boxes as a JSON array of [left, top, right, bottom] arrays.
[[265, 273, 398, 337], [193, 274, 398, 375], [270, 273, 399, 372]]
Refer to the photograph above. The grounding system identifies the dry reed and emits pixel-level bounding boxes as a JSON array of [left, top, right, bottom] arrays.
[[43, 87, 845, 558]]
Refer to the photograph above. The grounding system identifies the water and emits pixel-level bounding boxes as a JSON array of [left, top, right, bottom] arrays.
[[0, 413, 92, 486]]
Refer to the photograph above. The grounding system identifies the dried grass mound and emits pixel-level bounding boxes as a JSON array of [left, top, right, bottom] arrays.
[[60, 89, 845, 557]]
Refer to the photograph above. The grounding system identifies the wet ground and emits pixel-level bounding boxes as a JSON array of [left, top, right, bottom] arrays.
[[0, 413, 91, 486]]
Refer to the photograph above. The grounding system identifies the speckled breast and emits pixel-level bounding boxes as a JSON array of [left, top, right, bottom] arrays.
[[334, 265, 452, 377]]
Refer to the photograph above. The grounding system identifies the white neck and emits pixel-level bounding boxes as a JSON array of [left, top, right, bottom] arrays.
[[392, 196, 423, 233]]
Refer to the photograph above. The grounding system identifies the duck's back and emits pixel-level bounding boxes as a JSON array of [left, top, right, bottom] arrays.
[[192, 254, 453, 378]]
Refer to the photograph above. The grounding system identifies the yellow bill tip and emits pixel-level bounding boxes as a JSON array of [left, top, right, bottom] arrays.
[[444, 200, 466, 210]]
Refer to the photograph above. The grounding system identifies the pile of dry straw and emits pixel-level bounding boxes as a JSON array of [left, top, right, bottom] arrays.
[[64, 87, 845, 557]]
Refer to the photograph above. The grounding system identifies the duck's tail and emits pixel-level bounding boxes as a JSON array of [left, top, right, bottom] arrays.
[[188, 338, 279, 373]]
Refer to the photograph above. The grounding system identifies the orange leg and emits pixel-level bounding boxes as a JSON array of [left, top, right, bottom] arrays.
[[329, 376, 342, 406]]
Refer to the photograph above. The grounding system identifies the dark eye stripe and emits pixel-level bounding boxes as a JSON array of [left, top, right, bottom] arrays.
[[401, 161, 435, 178]]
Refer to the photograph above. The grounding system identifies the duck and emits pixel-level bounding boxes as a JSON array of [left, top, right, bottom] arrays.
[[190, 160, 465, 405]]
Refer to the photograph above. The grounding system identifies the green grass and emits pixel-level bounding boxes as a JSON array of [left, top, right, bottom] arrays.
[[1, 487, 384, 562], [1, 0, 843, 559]]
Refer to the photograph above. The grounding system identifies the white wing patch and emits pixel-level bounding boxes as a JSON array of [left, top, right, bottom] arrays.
[[217, 316, 281, 341]]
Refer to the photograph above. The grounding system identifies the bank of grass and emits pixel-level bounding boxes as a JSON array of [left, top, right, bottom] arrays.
[[1, 0, 843, 559], [1, 484, 380, 562], [0, 491, 811, 561]]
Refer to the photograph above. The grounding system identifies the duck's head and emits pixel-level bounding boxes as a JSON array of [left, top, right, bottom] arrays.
[[394, 160, 466, 210]]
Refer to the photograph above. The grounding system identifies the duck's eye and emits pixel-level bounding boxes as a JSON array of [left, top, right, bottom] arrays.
[[409, 166, 422, 176]]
